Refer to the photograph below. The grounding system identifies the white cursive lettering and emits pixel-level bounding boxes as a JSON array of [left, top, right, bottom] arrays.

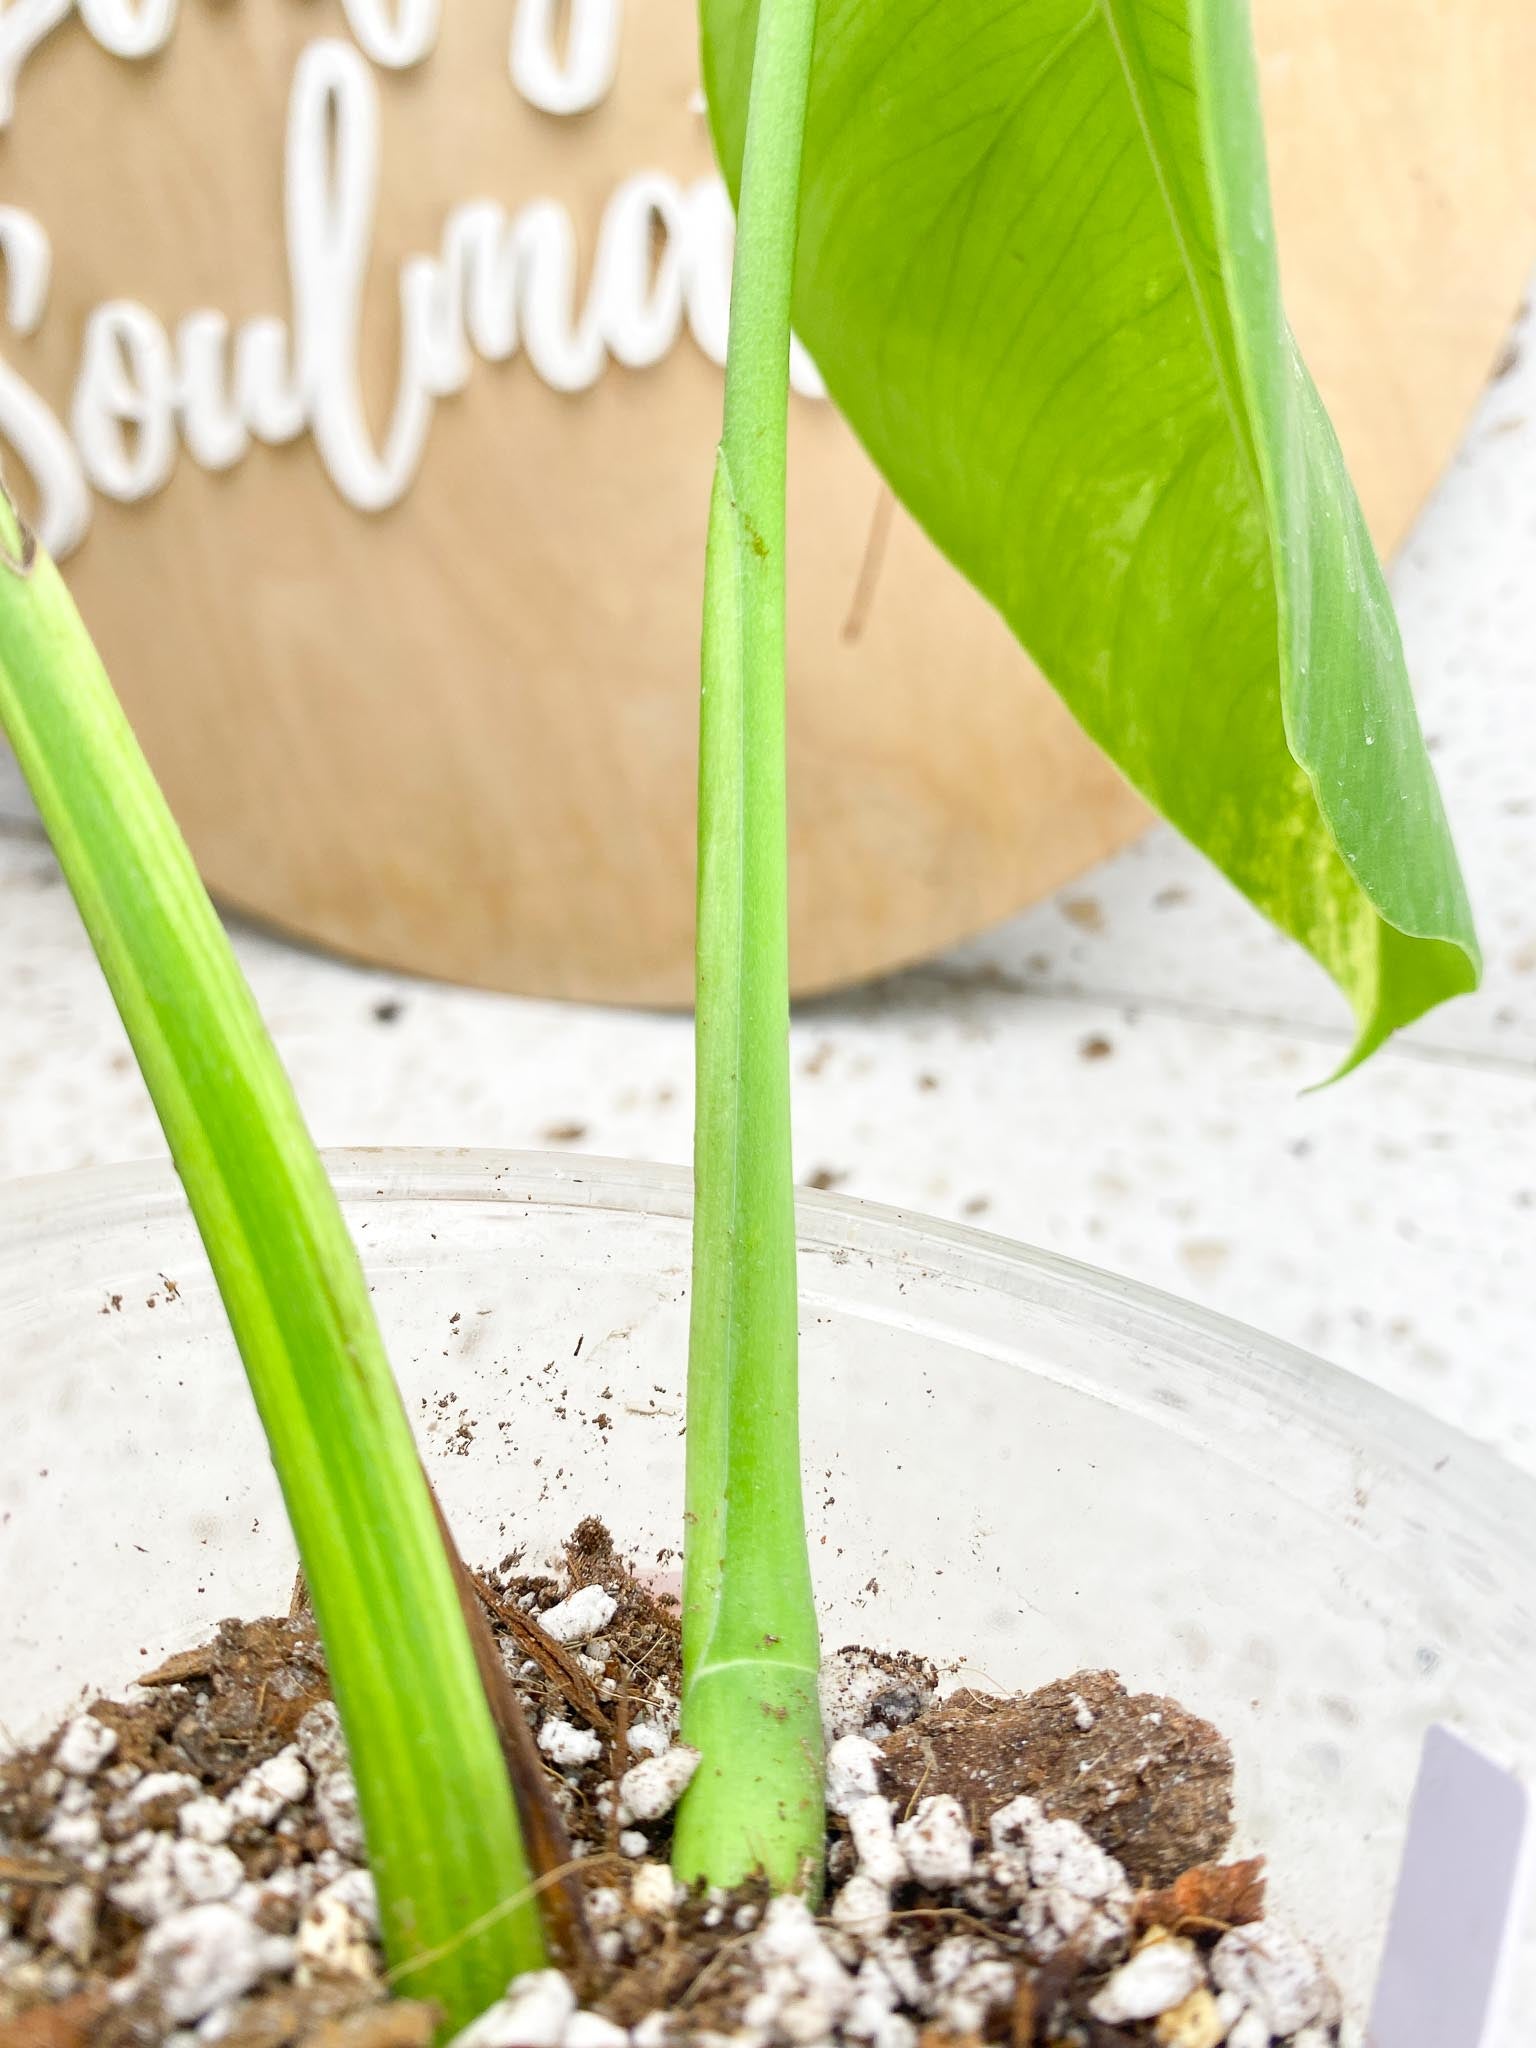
[[77, 0, 177, 60], [339, 0, 439, 72], [0, 31, 826, 556], [0, 0, 443, 125], [0, 0, 71, 127], [0, 207, 91, 553], [71, 298, 177, 500], [509, 0, 621, 116]]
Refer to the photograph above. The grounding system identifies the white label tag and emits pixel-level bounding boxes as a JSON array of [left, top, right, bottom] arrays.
[[1368, 1725, 1531, 2047]]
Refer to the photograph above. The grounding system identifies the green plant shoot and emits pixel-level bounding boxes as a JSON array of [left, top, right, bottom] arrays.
[[673, 0, 825, 1892], [700, 0, 1480, 1065], [0, 497, 542, 2033]]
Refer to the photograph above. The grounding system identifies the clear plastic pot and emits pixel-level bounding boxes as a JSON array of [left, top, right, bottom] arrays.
[[2, 1150, 1532, 2034]]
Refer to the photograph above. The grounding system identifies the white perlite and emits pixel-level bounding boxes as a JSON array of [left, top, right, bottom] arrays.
[[630, 1862, 682, 1917], [855, 2008, 918, 2048], [1088, 1936, 1205, 2023], [298, 1705, 366, 1861], [895, 1795, 972, 1889], [986, 1796, 1133, 1962], [296, 1869, 379, 1984], [847, 1797, 907, 1889], [43, 1799, 102, 1862], [451, 1966, 576, 2047], [178, 1797, 234, 1847], [539, 1719, 605, 1770], [1226, 2012, 1270, 2048], [135, 1902, 295, 2024], [224, 1747, 309, 1827], [825, 1734, 884, 1816], [331, 1868, 377, 1927], [867, 1937, 922, 2010], [123, 1770, 202, 1813], [43, 1884, 97, 1966], [586, 1887, 626, 1927], [565, 2013, 631, 2048], [746, 1894, 856, 2046], [538, 1585, 618, 1645], [987, 1794, 1040, 1857], [819, 1650, 934, 1741], [618, 1746, 700, 1824], [54, 1714, 117, 1777], [830, 1874, 892, 1941], [314, 1771, 365, 1860], [926, 1938, 1015, 2034], [626, 1720, 670, 1759], [169, 1838, 245, 1905], [296, 1701, 348, 1777], [845, 1946, 919, 2048], [1212, 1922, 1332, 2037], [110, 1836, 185, 1923]]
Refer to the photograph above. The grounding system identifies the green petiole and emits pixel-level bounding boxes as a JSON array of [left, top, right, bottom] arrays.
[[0, 489, 544, 2038], [673, 0, 826, 1894]]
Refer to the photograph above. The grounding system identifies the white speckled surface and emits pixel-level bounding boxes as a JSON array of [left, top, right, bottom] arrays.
[[2, 287, 1533, 1477]]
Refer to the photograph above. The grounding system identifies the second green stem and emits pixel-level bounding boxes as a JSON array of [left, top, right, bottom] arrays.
[[673, 0, 825, 1893]]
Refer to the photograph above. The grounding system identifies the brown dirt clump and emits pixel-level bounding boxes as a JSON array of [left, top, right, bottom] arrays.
[[878, 1670, 1234, 1887]]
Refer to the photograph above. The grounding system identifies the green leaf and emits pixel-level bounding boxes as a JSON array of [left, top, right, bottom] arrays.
[[700, 0, 1479, 1063], [675, 0, 825, 1894], [0, 504, 542, 2033]]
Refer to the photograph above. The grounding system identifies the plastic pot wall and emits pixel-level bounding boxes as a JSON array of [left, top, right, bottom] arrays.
[[2, 1150, 1532, 2032]]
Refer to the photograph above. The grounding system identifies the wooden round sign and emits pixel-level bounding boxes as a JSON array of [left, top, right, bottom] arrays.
[[0, 1, 1530, 1002]]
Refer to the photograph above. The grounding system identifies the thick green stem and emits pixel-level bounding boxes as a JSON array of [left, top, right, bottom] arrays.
[[0, 493, 543, 2035], [673, 0, 824, 1892]]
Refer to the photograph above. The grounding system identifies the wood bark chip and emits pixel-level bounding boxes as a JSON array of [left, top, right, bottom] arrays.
[[425, 1479, 597, 1983], [472, 1571, 612, 1738], [1017, 1934, 1097, 2045], [0, 1855, 70, 1887], [304, 2003, 439, 2046], [133, 1644, 217, 1689], [1009, 1973, 1038, 2048], [1132, 1857, 1268, 1937], [0, 1989, 110, 2047]]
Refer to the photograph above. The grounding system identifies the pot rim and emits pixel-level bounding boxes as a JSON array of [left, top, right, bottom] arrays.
[[3, 1144, 1531, 1551]]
